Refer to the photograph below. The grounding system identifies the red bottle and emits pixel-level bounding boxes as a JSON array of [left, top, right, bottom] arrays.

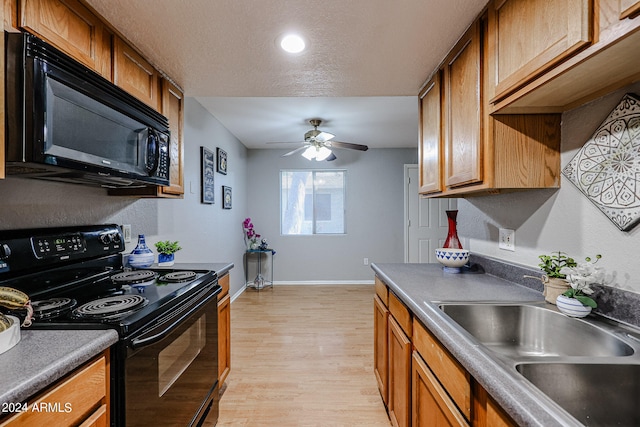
[[443, 210, 463, 249]]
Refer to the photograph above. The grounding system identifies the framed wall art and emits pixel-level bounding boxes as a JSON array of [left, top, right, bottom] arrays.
[[217, 148, 228, 175], [563, 93, 640, 231], [222, 186, 232, 209], [201, 147, 215, 204]]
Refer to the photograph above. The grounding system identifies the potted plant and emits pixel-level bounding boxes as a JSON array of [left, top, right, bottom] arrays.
[[536, 251, 577, 304], [555, 255, 601, 318], [154, 240, 182, 266]]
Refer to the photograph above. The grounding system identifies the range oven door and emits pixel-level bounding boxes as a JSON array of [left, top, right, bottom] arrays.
[[116, 284, 220, 427]]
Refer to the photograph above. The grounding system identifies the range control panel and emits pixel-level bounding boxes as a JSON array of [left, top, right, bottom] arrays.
[[31, 233, 87, 259]]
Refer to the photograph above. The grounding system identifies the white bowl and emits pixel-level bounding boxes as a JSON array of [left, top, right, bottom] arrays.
[[0, 316, 21, 355], [435, 248, 470, 269]]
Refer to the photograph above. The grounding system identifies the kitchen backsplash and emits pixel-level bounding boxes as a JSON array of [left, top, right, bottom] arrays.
[[471, 254, 640, 328]]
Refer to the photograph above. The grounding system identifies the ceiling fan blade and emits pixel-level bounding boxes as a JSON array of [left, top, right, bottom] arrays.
[[282, 145, 309, 157], [328, 141, 369, 151], [325, 153, 337, 161], [266, 141, 304, 145]]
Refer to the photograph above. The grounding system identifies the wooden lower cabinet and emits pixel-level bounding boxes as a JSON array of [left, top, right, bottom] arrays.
[[217, 273, 231, 387], [412, 352, 468, 427], [373, 294, 389, 404], [472, 382, 516, 427], [388, 315, 412, 427], [0, 351, 109, 427]]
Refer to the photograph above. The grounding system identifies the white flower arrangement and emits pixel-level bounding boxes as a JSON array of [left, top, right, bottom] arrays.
[[558, 255, 603, 308]]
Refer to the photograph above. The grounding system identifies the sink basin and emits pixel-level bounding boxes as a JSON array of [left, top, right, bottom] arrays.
[[439, 303, 633, 358], [516, 363, 640, 426]]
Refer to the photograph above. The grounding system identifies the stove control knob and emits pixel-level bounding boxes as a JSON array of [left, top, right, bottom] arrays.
[[99, 233, 113, 245], [0, 244, 11, 260], [111, 232, 122, 244]]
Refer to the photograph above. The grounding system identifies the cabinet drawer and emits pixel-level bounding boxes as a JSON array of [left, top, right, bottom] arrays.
[[1, 355, 107, 426], [389, 292, 412, 339], [374, 276, 388, 307], [413, 319, 471, 419]]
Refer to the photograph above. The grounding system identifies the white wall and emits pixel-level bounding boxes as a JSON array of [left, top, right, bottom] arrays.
[[246, 148, 417, 282], [0, 98, 250, 296], [458, 82, 640, 295]]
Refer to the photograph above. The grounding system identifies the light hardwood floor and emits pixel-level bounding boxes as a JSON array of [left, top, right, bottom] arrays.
[[216, 285, 391, 427]]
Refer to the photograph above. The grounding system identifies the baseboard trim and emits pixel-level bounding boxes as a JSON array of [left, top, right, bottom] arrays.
[[274, 280, 375, 286]]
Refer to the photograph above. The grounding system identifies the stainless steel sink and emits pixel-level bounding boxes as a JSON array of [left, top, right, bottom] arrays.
[[439, 303, 634, 358], [516, 363, 640, 426]]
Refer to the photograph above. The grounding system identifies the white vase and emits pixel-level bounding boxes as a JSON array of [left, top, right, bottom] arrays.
[[556, 295, 592, 318]]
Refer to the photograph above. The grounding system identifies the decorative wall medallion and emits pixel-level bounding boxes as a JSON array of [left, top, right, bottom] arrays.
[[563, 93, 640, 231]]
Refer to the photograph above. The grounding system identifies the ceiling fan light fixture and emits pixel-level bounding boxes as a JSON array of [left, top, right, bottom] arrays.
[[280, 34, 305, 53], [302, 146, 317, 160], [316, 146, 332, 161]]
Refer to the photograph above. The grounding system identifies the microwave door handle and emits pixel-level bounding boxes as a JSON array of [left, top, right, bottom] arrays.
[[145, 128, 160, 176]]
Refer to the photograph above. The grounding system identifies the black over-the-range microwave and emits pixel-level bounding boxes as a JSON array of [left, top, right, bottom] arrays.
[[4, 32, 170, 188]]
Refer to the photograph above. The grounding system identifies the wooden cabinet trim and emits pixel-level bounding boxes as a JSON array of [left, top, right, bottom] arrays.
[[443, 19, 483, 189], [159, 79, 185, 196], [389, 292, 412, 339], [412, 352, 469, 427], [217, 293, 231, 385], [489, 0, 593, 103], [413, 319, 471, 420], [1, 353, 108, 426], [388, 315, 412, 427], [374, 276, 389, 306], [418, 72, 443, 194], [218, 272, 230, 300], [373, 294, 389, 405], [620, 0, 640, 19]]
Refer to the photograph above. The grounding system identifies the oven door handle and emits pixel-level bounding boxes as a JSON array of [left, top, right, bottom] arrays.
[[130, 285, 218, 349]]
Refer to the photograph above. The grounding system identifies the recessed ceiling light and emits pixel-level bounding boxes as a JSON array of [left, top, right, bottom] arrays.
[[280, 34, 305, 53]]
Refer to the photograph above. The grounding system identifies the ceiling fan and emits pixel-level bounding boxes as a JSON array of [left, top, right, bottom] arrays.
[[278, 119, 369, 161]]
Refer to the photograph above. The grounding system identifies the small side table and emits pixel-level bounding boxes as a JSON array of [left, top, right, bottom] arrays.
[[244, 249, 275, 291]]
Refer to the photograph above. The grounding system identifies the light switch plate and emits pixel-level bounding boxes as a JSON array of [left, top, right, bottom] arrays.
[[122, 224, 132, 243], [499, 228, 515, 251]]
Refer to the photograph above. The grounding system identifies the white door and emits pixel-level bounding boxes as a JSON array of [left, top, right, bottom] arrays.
[[404, 165, 458, 263]]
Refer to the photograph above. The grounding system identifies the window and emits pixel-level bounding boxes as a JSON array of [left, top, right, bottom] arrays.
[[281, 170, 345, 235]]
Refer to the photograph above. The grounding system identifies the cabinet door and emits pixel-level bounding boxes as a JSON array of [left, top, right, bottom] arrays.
[[160, 79, 185, 196], [419, 72, 443, 194], [113, 36, 159, 109], [443, 20, 482, 188], [412, 352, 469, 427], [620, 0, 640, 19], [20, 0, 111, 78], [373, 295, 389, 405], [472, 382, 516, 427], [217, 293, 231, 385], [388, 316, 411, 427], [489, 0, 592, 101]]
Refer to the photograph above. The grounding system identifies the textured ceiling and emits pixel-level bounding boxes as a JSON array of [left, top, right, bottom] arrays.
[[84, 0, 487, 149]]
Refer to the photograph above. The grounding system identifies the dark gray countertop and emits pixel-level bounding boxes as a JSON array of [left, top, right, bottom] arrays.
[[371, 262, 584, 427], [0, 329, 118, 409]]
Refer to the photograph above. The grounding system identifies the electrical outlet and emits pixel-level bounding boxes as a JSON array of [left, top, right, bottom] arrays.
[[364, 258, 369, 266], [122, 224, 132, 243], [499, 228, 515, 251]]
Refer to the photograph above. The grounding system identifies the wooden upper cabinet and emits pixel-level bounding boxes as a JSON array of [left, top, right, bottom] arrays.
[[619, 0, 640, 19], [488, 0, 592, 102], [19, 0, 111, 78], [113, 36, 160, 110], [418, 72, 442, 194], [160, 79, 185, 196], [443, 19, 482, 189]]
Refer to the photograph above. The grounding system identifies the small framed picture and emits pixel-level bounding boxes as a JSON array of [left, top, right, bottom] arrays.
[[217, 148, 228, 175], [222, 186, 232, 209], [201, 147, 215, 204]]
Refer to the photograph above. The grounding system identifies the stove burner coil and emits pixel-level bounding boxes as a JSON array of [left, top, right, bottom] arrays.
[[31, 297, 77, 320], [159, 271, 197, 283], [111, 270, 157, 285], [72, 295, 148, 319]]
